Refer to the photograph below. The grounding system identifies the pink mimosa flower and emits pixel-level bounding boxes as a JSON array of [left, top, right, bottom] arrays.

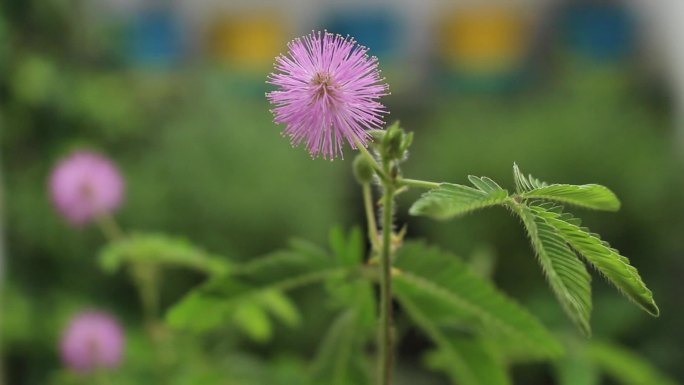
[[49, 150, 124, 225], [267, 31, 389, 159], [59, 310, 125, 373]]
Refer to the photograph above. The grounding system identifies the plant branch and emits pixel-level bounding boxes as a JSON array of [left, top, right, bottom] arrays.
[[396, 178, 440, 190]]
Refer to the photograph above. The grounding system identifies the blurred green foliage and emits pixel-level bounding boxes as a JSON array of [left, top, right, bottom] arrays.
[[2, 0, 684, 384]]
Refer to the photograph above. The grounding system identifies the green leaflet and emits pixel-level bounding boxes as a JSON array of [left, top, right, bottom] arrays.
[[401, 296, 511, 385], [98, 232, 230, 275], [554, 336, 601, 385], [586, 341, 678, 385], [513, 163, 547, 192], [166, 249, 350, 335], [534, 207, 659, 317], [328, 225, 365, 267], [409, 176, 509, 219], [166, 228, 366, 338], [393, 242, 563, 358], [521, 184, 620, 211], [309, 228, 375, 385], [165, 283, 300, 341], [423, 343, 510, 385], [511, 203, 593, 336], [552, 337, 677, 385], [229, 289, 300, 341], [401, 286, 521, 385], [310, 281, 375, 385], [513, 163, 620, 210], [555, 352, 600, 385], [310, 310, 370, 385]]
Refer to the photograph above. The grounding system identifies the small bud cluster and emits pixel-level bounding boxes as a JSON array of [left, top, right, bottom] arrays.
[[379, 122, 413, 162], [352, 122, 414, 185]]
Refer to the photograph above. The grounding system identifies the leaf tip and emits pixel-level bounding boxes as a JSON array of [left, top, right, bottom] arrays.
[[610, 198, 622, 211], [408, 203, 421, 216], [580, 322, 592, 338], [645, 301, 660, 317]]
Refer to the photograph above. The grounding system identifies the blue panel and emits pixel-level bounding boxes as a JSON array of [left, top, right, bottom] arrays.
[[128, 9, 182, 67], [563, 3, 634, 60], [323, 9, 400, 59]]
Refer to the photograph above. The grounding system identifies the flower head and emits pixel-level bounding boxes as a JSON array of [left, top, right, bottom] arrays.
[[49, 150, 124, 226], [59, 310, 125, 373], [267, 31, 389, 159]]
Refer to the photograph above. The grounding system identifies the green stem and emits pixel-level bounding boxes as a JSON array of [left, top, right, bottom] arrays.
[[396, 178, 440, 190], [129, 263, 160, 333], [128, 263, 168, 382], [378, 163, 395, 385], [362, 183, 380, 251], [0, 166, 6, 385], [95, 212, 125, 241]]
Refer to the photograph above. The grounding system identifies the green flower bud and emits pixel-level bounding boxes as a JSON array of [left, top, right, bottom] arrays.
[[368, 129, 386, 142], [353, 154, 375, 184], [382, 122, 408, 160], [400, 131, 414, 154]]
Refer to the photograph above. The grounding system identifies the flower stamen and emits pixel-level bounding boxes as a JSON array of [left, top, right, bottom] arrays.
[[266, 31, 388, 160]]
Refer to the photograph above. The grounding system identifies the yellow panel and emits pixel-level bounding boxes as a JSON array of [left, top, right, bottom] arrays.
[[439, 7, 529, 72], [209, 13, 287, 68]]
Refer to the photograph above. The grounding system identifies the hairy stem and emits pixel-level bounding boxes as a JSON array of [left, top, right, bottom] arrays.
[[378, 164, 395, 385], [362, 183, 380, 251]]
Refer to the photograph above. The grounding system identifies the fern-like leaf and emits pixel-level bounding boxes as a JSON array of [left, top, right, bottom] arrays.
[[393, 242, 563, 357], [534, 208, 659, 316], [511, 203, 593, 335], [513, 164, 620, 210], [166, 250, 350, 333], [521, 184, 620, 211], [99, 233, 230, 276], [409, 177, 509, 220], [328, 225, 365, 267]]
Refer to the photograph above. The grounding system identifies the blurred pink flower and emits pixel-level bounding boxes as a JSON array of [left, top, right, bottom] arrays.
[[49, 150, 124, 225], [267, 31, 389, 159], [59, 310, 125, 373]]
